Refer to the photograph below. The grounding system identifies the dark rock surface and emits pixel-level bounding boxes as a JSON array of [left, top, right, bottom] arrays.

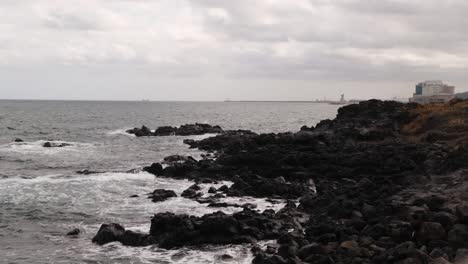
[[148, 189, 177, 202], [96, 100, 468, 264], [127, 123, 223, 137], [43, 142, 71, 148]]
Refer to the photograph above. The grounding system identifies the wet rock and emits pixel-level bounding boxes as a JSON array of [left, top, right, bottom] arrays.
[[66, 228, 81, 236], [148, 189, 177, 202], [92, 223, 126, 245], [120, 230, 148, 246], [175, 123, 223, 136], [127, 126, 153, 137], [76, 169, 100, 175], [181, 188, 202, 199], [163, 155, 197, 166], [14, 138, 23, 142], [143, 163, 163, 176], [208, 187, 217, 193], [43, 142, 71, 148], [154, 126, 177, 136], [218, 185, 229, 193], [130, 194, 139, 198], [149, 209, 280, 249]]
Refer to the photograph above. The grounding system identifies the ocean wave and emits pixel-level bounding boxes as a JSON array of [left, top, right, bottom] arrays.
[[0, 140, 94, 155], [106, 128, 136, 137]]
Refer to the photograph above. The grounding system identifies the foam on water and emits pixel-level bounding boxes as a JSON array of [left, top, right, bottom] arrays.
[[107, 128, 136, 137], [0, 171, 285, 263], [0, 140, 95, 155]]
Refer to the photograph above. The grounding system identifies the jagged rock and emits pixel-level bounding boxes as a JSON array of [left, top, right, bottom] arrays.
[[127, 126, 153, 137], [149, 209, 282, 249], [143, 163, 163, 175], [148, 189, 177, 202], [92, 223, 126, 245], [163, 155, 197, 166], [154, 126, 177, 136]]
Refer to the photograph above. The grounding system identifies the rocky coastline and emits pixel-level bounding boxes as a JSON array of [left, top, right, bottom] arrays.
[[94, 99, 468, 264]]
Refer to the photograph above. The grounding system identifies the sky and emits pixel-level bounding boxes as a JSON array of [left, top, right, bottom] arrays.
[[1, 0, 468, 101]]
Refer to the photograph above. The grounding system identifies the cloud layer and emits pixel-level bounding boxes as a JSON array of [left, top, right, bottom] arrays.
[[1, 0, 467, 100]]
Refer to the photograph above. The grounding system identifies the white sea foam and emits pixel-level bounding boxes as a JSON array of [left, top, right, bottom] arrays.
[[0, 140, 94, 155], [106, 128, 136, 137]]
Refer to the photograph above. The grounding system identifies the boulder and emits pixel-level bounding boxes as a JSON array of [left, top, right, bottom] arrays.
[[149, 209, 279, 249], [66, 228, 80, 236], [43, 142, 71, 148], [163, 155, 197, 166], [14, 138, 23, 142], [154, 126, 177, 136], [148, 189, 177, 202], [92, 223, 126, 245], [127, 126, 153, 137], [143, 163, 163, 176]]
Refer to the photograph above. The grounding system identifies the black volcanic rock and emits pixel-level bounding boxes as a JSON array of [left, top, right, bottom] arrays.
[[148, 189, 177, 202], [43, 142, 71, 148], [143, 163, 163, 176], [92, 223, 126, 245], [175, 123, 223, 136], [96, 100, 468, 264], [127, 123, 223, 137], [149, 209, 283, 249], [14, 138, 24, 142], [154, 126, 177, 136], [127, 126, 153, 137]]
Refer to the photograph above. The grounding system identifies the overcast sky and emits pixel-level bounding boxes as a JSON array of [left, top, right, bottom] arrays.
[[1, 0, 468, 101]]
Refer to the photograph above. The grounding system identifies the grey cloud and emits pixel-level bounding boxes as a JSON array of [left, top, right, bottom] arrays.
[[1, 0, 468, 100]]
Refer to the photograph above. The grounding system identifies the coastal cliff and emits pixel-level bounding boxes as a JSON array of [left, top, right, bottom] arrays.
[[95, 99, 468, 264]]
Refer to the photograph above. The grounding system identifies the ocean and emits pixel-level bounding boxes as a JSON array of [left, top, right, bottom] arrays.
[[0, 100, 339, 264]]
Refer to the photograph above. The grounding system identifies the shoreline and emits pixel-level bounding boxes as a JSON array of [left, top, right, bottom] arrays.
[[93, 99, 468, 263]]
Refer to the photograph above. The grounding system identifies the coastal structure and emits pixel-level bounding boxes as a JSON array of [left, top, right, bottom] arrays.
[[410, 81, 455, 104]]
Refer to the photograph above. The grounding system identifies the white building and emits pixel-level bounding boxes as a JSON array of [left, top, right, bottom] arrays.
[[410, 81, 455, 104]]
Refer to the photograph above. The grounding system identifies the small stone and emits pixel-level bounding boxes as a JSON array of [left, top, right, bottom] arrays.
[[66, 228, 80, 236]]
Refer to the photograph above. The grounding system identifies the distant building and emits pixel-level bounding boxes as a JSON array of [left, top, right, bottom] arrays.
[[410, 81, 455, 104]]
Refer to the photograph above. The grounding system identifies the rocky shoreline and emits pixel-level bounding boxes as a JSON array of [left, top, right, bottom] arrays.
[[94, 100, 468, 264]]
